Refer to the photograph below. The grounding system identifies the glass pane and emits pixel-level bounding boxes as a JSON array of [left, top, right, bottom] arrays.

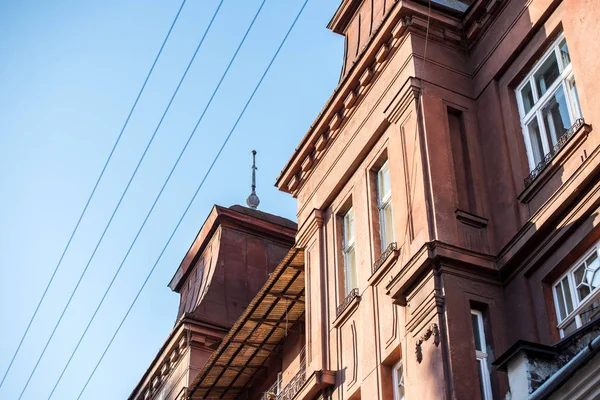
[[528, 118, 544, 165], [559, 38, 571, 67], [344, 209, 354, 245], [471, 313, 482, 351], [587, 251, 600, 289], [535, 53, 560, 97], [574, 265, 586, 284], [562, 277, 574, 315], [378, 163, 391, 201], [477, 360, 486, 400], [345, 248, 357, 293], [555, 282, 567, 321], [521, 81, 535, 114], [577, 284, 591, 301], [541, 86, 571, 146], [568, 77, 581, 118], [381, 203, 394, 248]]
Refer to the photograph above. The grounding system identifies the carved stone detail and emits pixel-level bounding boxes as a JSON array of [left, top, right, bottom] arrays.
[[415, 323, 440, 363]]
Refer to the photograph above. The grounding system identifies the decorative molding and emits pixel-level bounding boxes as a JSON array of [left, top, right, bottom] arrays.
[[415, 323, 440, 363], [455, 209, 489, 229], [279, 9, 439, 197], [296, 209, 324, 248]]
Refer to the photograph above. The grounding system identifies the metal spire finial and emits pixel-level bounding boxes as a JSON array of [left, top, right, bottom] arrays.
[[246, 150, 260, 209]]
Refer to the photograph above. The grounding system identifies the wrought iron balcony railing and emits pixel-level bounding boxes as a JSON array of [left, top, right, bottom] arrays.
[[372, 242, 398, 274], [337, 288, 360, 317], [277, 347, 307, 400], [524, 118, 585, 187]]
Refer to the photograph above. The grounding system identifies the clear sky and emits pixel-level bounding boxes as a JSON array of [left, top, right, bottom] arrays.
[[0, 0, 343, 398]]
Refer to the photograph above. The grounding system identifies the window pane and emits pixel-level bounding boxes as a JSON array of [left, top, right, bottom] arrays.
[[345, 247, 357, 293], [575, 265, 591, 301], [535, 53, 560, 97], [378, 163, 391, 201], [562, 277, 574, 315], [393, 362, 405, 400], [471, 313, 482, 351], [555, 282, 568, 321], [559, 38, 571, 67], [477, 360, 487, 400], [586, 252, 600, 290], [528, 118, 544, 165], [521, 81, 535, 114], [568, 76, 581, 118], [541, 86, 571, 146], [344, 209, 354, 245], [381, 203, 394, 248]]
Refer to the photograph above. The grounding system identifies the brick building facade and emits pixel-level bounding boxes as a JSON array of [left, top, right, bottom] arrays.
[[133, 0, 600, 399]]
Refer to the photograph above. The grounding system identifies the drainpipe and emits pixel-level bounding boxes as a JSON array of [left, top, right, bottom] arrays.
[[528, 335, 600, 400]]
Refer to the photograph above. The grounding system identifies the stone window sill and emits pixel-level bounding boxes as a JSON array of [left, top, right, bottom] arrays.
[[333, 290, 361, 328]]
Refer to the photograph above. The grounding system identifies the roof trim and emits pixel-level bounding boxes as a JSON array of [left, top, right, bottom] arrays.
[[327, 0, 363, 34], [169, 205, 296, 292]]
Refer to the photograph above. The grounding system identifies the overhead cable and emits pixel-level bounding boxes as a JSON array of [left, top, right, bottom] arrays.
[[75, 1, 309, 398], [14, 1, 228, 398], [0, 0, 188, 391]]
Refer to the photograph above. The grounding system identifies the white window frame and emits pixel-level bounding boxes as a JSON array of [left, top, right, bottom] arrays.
[[553, 240, 600, 338], [471, 310, 493, 400], [392, 359, 405, 400], [515, 32, 582, 171], [377, 160, 394, 251], [342, 207, 357, 295]]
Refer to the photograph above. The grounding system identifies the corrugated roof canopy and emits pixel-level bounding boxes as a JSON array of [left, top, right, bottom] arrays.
[[188, 248, 305, 400]]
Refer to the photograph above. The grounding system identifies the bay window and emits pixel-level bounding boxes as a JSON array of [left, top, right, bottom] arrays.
[[553, 241, 600, 337], [516, 33, 582, 172]]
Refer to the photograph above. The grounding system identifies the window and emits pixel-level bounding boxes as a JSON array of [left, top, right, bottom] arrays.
[[377, 161, 394, 251], [516, 33, 582, 171], [343, 208, 357, 295], [553, 242, 600, 337], [392, 360, 405, 400], [471, 310, 493, 400]]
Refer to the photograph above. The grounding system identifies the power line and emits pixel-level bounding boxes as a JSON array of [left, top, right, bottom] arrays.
[[74, 1, 308, 398], [0, 0, 188, 391], [14, 1, 227, 398], [44, 0, 272, 397]]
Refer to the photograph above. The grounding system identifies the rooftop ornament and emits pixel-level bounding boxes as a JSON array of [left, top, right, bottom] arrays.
[[246, 150, 260, 209]]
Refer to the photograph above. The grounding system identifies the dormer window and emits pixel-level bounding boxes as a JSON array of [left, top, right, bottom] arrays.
[[516, 33, 582, 172], [553, 241, 600, 337]]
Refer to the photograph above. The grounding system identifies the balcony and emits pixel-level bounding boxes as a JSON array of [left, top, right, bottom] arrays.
[[262, 347, 307, 400], [524, 118, 585, 187], [337, 288, 360, 318]]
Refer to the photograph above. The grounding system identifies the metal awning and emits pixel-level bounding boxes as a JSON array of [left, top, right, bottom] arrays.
[[187, 248, 305, 399]]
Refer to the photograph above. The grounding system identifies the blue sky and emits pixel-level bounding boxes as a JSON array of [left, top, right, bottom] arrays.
[[0, 0, 343, 398]]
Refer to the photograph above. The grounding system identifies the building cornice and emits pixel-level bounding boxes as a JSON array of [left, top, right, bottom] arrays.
[[276, 1, 463, 198], [128, 315, 228, 400]]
